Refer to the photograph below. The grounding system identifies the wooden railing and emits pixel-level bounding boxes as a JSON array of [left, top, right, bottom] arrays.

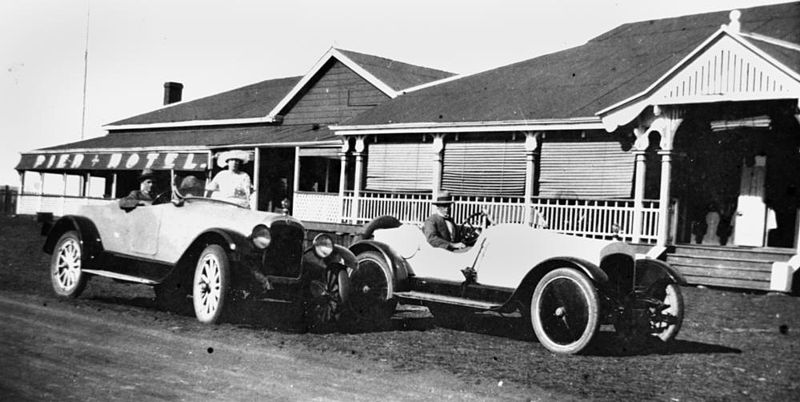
[[292, 192, 342, 223], [330, 191, 663, 243]]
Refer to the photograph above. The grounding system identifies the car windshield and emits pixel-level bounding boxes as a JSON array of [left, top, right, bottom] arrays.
[[173, 174, 250, 208]]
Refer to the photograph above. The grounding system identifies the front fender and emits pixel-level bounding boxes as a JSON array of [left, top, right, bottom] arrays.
[[349, 240, 410, 292], [636, 258, 687, 285], [42, 215, 104, 260], [183, 228, 250, 263], [503, 257, 609, 313]]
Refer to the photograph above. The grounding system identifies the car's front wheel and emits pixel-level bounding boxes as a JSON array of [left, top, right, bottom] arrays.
[[50, 231, 89, 298], [530, 267, 600, 354], [347, 251, 397, 330], [192, 244, 230, 324]]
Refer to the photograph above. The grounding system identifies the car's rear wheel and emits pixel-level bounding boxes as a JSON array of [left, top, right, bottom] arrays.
[[530, 267, 600, 354], [192, 244, 230, 324], [347, 251, 397, 330], [50, 231, 88, 298]]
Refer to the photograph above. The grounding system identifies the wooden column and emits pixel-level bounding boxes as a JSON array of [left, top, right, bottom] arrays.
[[631, 127, 649, 243], [351, 136, 366, 224], [431, 134, 445, 194], [252, 148, 261, 211], [649, 107, 683, 247], [523, 132, 540, 226], [338, 140, 350, 223], [293, 146, 301, 193]]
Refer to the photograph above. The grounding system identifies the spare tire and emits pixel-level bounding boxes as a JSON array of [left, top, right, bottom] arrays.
[[361, 215, 402, 240]]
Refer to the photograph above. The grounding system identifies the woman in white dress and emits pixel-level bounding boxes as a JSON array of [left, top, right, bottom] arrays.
[[206, 150, 253, 208]]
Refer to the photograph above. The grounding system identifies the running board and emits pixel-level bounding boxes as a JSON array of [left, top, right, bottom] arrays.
[[82, 269, 158, 285], [393, 291, 501, 310]]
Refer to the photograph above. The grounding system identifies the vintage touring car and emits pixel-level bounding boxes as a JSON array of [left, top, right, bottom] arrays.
[[347, 214, 686, 354], [42, 182, 356, 329]]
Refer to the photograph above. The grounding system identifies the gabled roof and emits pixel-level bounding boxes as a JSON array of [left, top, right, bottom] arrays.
[[107, 48, 454, 130], [335, 2, 799, 133], [265, 48, 454, 118]]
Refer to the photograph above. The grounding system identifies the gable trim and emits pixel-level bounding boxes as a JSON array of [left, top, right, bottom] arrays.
[[599, 26, 800, 131], [266, 48, 399, 119], [332, 117, 603, 135], [105, 116, 279, 131]]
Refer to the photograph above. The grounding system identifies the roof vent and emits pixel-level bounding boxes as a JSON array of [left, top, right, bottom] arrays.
[[727, 10, 741, 33], [163, 82, 184, 105]]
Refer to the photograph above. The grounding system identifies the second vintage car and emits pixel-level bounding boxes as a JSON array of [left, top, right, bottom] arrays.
[[43, 177, 357, 330], [347, 214, 686, 354]]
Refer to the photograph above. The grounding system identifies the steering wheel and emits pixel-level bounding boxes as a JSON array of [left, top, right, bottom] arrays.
[[458, 211, 487, 247], [151, 190, 171, 205]]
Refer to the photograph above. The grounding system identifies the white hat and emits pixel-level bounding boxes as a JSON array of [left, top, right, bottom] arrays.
[[216, 150, 252, 168]]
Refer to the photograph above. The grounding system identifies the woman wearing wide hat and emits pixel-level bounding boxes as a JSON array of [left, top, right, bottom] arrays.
[[423, 191, 466, 250], [206, 150, 253, 208]]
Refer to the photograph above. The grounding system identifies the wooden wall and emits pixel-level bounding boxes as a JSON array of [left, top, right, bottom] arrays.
[[281, 60, 390, 125]]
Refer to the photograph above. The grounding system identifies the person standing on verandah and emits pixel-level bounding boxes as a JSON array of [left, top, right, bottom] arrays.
[[206, 150, 253, 208]]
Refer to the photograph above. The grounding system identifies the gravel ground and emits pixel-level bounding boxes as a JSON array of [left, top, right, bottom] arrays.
[[2, 214, 799, 401]]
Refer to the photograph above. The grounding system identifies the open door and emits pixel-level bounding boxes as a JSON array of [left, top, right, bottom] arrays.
[[734, 155, 767, 246]]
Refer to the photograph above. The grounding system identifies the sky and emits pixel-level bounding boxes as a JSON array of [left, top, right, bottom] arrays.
[[0, 0, 791, 188]]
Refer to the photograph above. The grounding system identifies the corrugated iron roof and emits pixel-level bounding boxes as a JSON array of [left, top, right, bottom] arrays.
[[343, 2, 799, 126], [38, 124, 336, 152], [108, 49, 454, 127], [336, 48, 454, 91], [110, 76, 302, 126]]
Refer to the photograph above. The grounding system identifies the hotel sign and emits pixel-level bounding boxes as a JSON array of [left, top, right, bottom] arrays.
[[16, 151, 209, 172]]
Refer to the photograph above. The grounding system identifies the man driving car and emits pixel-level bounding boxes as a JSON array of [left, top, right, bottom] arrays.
[[423, 191, 466, 251]]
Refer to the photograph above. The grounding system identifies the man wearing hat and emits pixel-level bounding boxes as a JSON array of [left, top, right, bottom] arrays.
[[118, 168, 155, 210], [423, 191, 466, 250]]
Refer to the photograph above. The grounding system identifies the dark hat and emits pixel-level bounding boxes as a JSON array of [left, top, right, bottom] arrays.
[[138, 168, 155, 182], [432, 191, 454, 206]]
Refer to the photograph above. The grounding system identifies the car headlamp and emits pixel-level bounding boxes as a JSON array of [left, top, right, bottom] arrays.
[[250, 225, 271, 249], [312, 233, 334, 258]]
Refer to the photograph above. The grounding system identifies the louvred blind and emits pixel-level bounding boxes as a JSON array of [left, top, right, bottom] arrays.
[[442, 141, 526, 196], [366, 143, 432, 192], [538, 141, 634, 198]]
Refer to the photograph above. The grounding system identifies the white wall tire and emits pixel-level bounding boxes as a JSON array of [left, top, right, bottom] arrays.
[[531, 267, 600, 355], [50, 231, 88, 298], [192, 245, 230, 324]]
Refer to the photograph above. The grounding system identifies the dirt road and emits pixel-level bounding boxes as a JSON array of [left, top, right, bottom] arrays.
[[2, 215, 800, 401], [0, 292, 543, 401]]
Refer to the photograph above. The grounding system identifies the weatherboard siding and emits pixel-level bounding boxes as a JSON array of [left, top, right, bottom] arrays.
[[281, 60, 389, 125]]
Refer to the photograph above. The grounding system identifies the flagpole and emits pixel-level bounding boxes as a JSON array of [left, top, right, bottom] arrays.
[[80, 1, 90, 140]]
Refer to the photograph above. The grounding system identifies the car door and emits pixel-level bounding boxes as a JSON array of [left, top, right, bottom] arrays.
[[119, 204, 163, 257]]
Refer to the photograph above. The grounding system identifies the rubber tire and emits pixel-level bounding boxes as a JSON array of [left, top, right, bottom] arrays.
[[192, 244, 231, 324], [347, 250, 397, 330], [305, 270, 349, 333], [531, 267, 600, 355], [50, 231, 89, 298], [653, 282, 684, 342]]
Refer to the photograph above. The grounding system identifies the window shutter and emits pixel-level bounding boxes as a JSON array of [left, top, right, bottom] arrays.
[[442, 141, 526, 196], [366, 143, 431, 192], [538, 141, 634, 198]]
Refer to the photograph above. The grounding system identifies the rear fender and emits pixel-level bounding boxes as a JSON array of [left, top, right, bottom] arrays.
[[504, 257, 609, 312], [349, 240, 410, 292], [42, 216, 104, 260]]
